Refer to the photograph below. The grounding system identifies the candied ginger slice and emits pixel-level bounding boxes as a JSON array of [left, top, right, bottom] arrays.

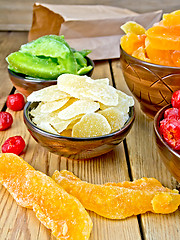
[[0, 153, 93, 240], [72, 113, 111, 138], [27, 85, 70, 102], [40, 98, 70, 113], [95, 78, 109, 85], [52, 170, 180, 220], [58, 100, 100, 120], [99, 107, 129, 132], [36, 121, 58, 134], [57, 74, 118, 106]]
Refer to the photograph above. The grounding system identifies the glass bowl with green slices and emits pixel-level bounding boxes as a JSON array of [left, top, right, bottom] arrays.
[[6, 35, 94, 97]]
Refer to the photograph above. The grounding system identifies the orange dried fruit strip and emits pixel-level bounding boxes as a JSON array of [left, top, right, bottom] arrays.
[[145, 25, 180, 50], [0, 153, 92, 240], [52, 170, 180, 219]]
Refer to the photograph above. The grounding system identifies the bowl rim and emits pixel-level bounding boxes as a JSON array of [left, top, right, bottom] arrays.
[[120, 45, 180, 70], [154, 103, 180, 158], [24, 101, 135, 142], [8, 56, 95, 82]]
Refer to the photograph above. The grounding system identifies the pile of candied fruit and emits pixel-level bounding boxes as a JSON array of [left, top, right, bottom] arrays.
[[120, 10, 180, 67], [160, 90, 180, 151], [28, 74, 134, 138]]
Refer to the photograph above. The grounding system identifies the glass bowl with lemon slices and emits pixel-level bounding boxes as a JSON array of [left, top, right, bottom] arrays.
[[120, 10, 180, 118], [24, 74, 135, 160]]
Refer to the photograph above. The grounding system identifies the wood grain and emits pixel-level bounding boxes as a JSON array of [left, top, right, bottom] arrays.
[[0, 58, 142, 239], [0, 0, 179, 30], [1, 29, 180, 239], [112, 58, 180, 240], [0, 32, 28, 111]]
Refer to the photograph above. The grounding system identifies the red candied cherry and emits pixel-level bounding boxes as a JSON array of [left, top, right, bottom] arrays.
[[7, 93, 25, 111], [171, 90, 180, 108], [160, 118, 180, 150], [164, 108, 179, 119], [0, 112, 13, 130], [2, 136, 26, 155]]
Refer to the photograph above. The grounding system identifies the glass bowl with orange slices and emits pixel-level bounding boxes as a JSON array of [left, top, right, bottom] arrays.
[[120, 10, 180, 118]]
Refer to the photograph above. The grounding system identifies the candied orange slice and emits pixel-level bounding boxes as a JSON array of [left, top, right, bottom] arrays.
[[171, 50, 180, 67], [0, 153, 92, 240], [121, 33, 146, 55], [121, 21, 146, 35], [52, 170, 180, 220], [132, 46, 150, 62], [146, 25, 180, 50], [163, 10, 180, 26], [145, 37, 173, 66]]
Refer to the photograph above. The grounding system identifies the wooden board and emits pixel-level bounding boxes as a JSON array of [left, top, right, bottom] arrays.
[[0, 0, 180, 30], [0, 32, 28, 110], [0, 33, 180, 239], [0, 56, 142, 239], [112, 59, 180, 240]]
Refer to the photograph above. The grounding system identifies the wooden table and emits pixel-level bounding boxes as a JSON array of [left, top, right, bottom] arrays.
[[0, 30, 180, 239]]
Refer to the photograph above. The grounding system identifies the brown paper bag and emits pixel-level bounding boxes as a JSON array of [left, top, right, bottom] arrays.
[[29, 3, 162, 60]]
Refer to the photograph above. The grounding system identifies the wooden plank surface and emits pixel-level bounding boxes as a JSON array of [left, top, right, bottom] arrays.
[[0, 0, 180, 30], [0, 32, 28, 110], [0, 54, 142, 239], [1, 32, 180, 239], [112, 59, 180, 240]]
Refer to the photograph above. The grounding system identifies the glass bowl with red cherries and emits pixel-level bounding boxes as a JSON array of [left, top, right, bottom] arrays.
[[154, 90, 180, 182]]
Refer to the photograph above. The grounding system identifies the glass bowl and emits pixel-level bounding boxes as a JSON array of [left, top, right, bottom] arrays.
[[154, 104, 180, 182], [23, 102, 135, 160], [8, 57, 94, 97], [120, 46, 180, 118]]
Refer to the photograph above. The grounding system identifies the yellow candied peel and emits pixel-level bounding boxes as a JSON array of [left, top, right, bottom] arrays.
[[0, 153, 93, 240], [52, 170, 180, 220]]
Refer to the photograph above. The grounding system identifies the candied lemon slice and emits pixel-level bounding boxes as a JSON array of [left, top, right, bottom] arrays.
[[72, 113, 111, 137], [52, 170, 180, 220], [58, 100, 100, 120], [99, 107, 129, 132], [163, 10, 180, 26], [121, 21, 146, 35], [132, 46, 150, 62], [120, 33, 146, 55], [27, 85, 70, 102], [57, 74, 118, 106], [0, 153, 93, 240]]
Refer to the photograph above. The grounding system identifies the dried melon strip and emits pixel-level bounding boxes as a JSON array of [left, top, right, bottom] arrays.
[[0, 154, 92, 240], [52, 170, 180, 220]]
